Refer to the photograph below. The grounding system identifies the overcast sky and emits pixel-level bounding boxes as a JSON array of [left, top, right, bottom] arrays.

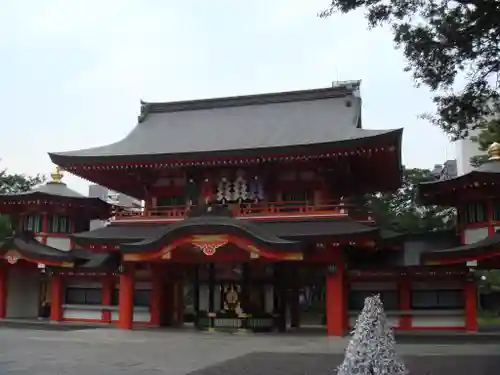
[[0, 0, 456, 195]]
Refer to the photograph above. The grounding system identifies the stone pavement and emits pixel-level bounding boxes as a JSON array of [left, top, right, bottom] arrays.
[[0, 327, 497, 374]]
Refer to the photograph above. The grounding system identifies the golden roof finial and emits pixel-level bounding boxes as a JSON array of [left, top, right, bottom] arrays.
[[50, 166, 64, 183], [487, 142, 500, 161]]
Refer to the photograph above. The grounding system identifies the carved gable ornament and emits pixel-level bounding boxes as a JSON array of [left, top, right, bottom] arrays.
[[191, 235, 228, 256]]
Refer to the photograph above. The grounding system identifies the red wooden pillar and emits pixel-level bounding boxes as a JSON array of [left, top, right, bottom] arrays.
[[101, 276, 114, 323], [398, 276, 411, 330], [150, 264, 163, 326], [118, 266, 134, 330], [465, 278, 478, 332], [50, 274, 63, 321], [0, 265, 7, 319], [325, 250, 347, 336]]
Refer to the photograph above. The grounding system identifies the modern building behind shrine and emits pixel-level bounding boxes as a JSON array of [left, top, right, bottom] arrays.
[[0, 81, 493, 335]]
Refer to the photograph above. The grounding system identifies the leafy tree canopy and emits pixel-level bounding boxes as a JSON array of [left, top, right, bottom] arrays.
[[368, 167, 455, 234], [0, 169, 45, 195], [0, 167, 45, 240], [320, 0, 500, 140]]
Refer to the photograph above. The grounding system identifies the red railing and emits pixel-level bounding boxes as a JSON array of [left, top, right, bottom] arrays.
[[114, 200, 374, 221]]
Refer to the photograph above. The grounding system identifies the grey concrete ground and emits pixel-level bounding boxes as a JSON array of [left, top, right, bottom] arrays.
[[0, 326, 497, 374]]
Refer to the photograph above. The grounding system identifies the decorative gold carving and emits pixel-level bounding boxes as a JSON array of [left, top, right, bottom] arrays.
[[191, 235, 228, 256], [488, 142, 500, 161], [222, 284, 243, 314]]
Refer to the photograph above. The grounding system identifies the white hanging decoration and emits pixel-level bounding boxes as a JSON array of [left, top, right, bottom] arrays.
[[217, 177, 232, 203], [233, 175, 248, 201]]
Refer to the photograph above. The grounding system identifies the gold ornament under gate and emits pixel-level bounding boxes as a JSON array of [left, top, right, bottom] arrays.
[[223, 284, 243, 314]]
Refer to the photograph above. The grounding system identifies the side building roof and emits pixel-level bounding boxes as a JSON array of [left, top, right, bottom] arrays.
[[0, 168, 110, 212], [421, 229, 500, 265], [0, 232, 117, 269], [418, 142, 500, 205], [49, 83, 402, 166]]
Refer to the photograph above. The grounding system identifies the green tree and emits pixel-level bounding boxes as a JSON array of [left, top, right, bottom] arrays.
[[320, 0, 500, 140], [0, 169, 45, 195], [470, 118, 500, 167], [0, 168, 45, 240], [368, 167, 455, 234]]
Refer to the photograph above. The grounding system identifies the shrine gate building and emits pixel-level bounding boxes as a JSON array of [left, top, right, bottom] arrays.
[[0, 82, 486, 335]]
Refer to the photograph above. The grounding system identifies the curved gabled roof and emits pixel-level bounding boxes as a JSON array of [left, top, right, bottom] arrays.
[[72, 215, 378, 248], [421, 230, 500, 265], [48, 84, 402, 165], [0, 233, 73, 262], [418, 142, 500, 205], [11, 181, 87, 199], [120, 205, 302, 253], [0, 232, 119, 269]]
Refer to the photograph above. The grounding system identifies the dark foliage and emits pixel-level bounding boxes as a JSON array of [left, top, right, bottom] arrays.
[[0, 168, 45, 240], [320, 0, 500, 140], [470, 116, 500, 167], [368, 167, 455, 234]]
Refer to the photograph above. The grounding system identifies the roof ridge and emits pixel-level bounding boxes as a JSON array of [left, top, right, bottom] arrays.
[[138, 84, 360, 122]]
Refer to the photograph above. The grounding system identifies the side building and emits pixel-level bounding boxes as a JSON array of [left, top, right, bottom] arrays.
[[418, 142, 500, 332], [0, 168, 111, 320]]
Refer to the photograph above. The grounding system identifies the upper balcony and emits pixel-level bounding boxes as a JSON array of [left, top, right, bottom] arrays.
[[112, 200, 375, 223]]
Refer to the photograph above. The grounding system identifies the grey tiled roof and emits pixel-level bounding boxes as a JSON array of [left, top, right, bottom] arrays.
[[422, 160, 500, 187], [0, 182, 110, 218], [0, 233, 119, 269], [49, 85, 402, 164], [421, 230, 500, 263], [119, 216, 302, 253], [418, 159, 500, 204], [14, 182, 86, 198], [0, 233, 74, 261]]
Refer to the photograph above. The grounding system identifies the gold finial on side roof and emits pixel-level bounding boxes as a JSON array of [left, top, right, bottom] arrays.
[[50, 166, 64, 183]]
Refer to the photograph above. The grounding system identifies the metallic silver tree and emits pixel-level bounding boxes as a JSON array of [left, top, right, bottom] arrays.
[[337, 294, 408, 375]]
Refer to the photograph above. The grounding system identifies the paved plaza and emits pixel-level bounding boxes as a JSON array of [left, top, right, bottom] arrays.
[[0, 325, 498, 374]]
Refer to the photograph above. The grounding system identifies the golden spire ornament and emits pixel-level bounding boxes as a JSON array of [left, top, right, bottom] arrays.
[[487, 142, 500, 161], [50, 166, 64, 183]]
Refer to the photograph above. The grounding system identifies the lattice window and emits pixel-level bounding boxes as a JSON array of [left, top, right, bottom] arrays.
[[65, 288, 102, 305], [22, 214, 42, 232], [47, 215, 72, 233], [411, 290, 464, 310], [464, 202, 487, 224]]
